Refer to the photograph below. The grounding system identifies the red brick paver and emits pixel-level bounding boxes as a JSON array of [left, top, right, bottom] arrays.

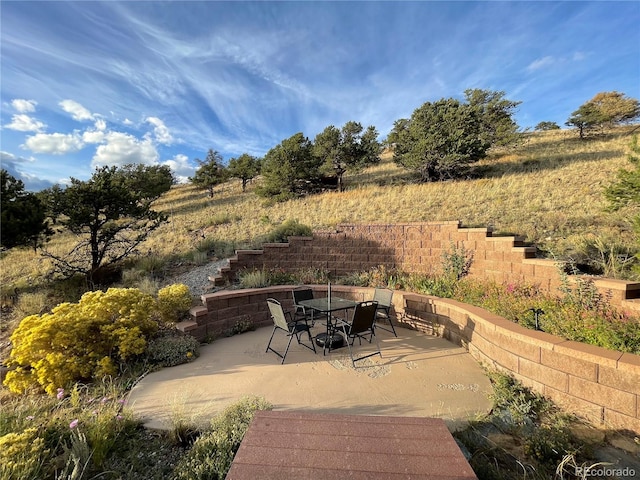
[[226, 411, 478, 479]]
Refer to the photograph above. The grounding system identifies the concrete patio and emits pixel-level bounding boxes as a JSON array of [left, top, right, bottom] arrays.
[[127, 324, 493, 431]]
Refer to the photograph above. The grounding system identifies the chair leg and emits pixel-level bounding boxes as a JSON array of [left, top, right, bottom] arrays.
[[296, 326, 317, 354], [375, 315, 398, 337], [306, 328, 316, 353], [280, 333, 295, 365], [350, 330, 382, 367], [265, 326, 278, 353]]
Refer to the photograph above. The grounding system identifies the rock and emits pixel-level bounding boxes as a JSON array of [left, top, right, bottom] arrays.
[[569, 424, 606, 445], [608, 434, 640, 456]]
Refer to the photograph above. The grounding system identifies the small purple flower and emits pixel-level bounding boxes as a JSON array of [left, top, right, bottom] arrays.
[[116, 415, 123, 421], [92, 410, 98, 416], [56, 388, 65, 400], [101, 397, 109, 404], [26, 415, 35, 421], [118, 398, 126, 405], [69, 419, 79, 429]]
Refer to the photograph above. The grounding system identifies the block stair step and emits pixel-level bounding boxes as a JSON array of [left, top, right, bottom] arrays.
[[512, 246, 537, 258], [176, 320, 198, 333]]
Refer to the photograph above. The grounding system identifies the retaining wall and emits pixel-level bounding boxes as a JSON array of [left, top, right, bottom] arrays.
[[213, 222, 640, 312], [184, 285, 640, 435]]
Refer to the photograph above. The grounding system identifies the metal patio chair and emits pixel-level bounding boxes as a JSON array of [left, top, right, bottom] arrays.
[[373, 288, 398, 337], [339, 300, 381, 367], [292, 286, 315, 325], [265, 298, 316, 364]]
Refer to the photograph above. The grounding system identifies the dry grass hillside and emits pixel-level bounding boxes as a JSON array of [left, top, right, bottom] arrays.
[[151, 127, 639, 272], [1, 127, 639, 307]]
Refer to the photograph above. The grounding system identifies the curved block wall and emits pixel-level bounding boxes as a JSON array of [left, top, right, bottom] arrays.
[[186, 285, 640, 435], [214, 222, 640, 313]]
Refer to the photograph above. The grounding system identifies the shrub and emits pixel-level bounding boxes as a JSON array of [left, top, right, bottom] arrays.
[[441, 242, 473, 280], [4, 288, 159, 395], [340, 264, 405, 289], [147, 333, 200, 367], [237, 268, 270, 288], [456, 371, 585, 479], [157, 283, 193, 323], [230, 316, 255, 336], [293, 267, 330, 284], [263, 219, 312, 243], [174, 396, 272, 480], [0, 427, 48, 480]]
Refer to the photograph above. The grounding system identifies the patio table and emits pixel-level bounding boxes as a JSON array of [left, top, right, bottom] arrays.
[[297, 296, 357, 354]]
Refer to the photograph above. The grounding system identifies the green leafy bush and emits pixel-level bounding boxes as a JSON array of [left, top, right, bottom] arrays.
[[456, 371, 586, 479], [441, 242, 474, 280], [174, 396, 272, 480], [263, 219, 312, 243], [452, 275, 640, 354], [147, 333, 200, 367], [230, 316, 255, 336]]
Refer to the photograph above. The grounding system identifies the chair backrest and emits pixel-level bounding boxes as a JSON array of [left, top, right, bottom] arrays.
[[292, 287, 313, 304], [373, 288, 393, 308], [350, 301, 378, 335], [267, 298, 290, 331]]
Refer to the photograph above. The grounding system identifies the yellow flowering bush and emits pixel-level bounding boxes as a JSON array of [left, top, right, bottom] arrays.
[[0, 428, 49, 479], [4, 288, 158, 395], [157, 283, 192, 323]]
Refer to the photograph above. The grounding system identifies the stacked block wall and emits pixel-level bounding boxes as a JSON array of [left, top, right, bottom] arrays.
[[217, 222, 640, 312], [188, 285, 640, 435]]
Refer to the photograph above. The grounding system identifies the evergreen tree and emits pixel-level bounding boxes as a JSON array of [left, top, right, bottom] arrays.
[[391, 98, 489, 181], [227, 153, 261, 192], [1, 169, 52, 251], [257, 132, 320, 199], [605, 136, 640, 274], [464, 89, 521, 147], [40, 165, 171, 285], [567, 91, 640, 138], [534, 121, 561, 131], [190, 149, 228, 197], [313, 121, 380, 192]]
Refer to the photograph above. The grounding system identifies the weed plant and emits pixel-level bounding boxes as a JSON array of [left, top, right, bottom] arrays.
[[173, 396, 272, 480], [454, 371, 595, 480]]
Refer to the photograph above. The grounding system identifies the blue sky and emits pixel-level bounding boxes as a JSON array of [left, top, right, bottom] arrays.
[[1, 1, 639, 191]]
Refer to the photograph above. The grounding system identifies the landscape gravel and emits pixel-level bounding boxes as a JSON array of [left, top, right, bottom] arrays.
[[165, 258, 230, 297]]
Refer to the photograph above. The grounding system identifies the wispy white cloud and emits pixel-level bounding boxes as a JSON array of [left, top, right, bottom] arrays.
[[146, 117, 173, 145], [11, 99, 37, 113], [59, 99, 95, 121], [22, 132, 84, 154], [0, 151, 53, 191], [572, 51, 587, 61], [162, 153, 194, 183], [5, 114, 46, 132], [94, 118, 107, 131], [527, 56, 556, 72], [1, 0, 638, 188], [92, 131, 158, 167]]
